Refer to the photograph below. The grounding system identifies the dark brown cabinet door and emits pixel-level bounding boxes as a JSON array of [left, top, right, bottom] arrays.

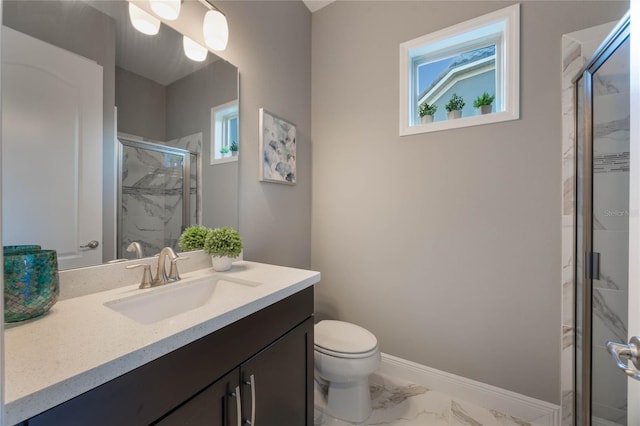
[[154, 369, 240, 426], [240, 317, 314, 426]]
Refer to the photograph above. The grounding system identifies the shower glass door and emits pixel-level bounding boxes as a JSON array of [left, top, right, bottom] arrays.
[[118, 138, 194, 259], [576, 21, 630, 426]]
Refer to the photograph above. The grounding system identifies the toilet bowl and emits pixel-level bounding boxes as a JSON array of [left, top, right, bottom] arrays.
[[314, 320, 380, 423]]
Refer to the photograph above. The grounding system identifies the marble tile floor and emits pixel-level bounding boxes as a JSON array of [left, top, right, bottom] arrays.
[[314, 373, 549, 426]]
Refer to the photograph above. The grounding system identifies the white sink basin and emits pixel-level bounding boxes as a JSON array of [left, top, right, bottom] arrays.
[[104, 275, 262, 324]]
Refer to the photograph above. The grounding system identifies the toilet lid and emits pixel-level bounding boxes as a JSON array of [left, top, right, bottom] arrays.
[[314, 320, 378, 354]]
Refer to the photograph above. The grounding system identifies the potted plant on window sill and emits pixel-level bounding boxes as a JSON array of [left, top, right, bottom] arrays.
[[220, 147, 231, 157], [473, 92, 495, 115], [230, 141, 238, 157], [418, 102, 437, 124], [445, 93, 465, 119], [204, 226, 243, 272]]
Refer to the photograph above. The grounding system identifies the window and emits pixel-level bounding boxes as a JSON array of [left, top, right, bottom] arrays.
[[399, 4, 519, 135], [211, 100, 239, 164]]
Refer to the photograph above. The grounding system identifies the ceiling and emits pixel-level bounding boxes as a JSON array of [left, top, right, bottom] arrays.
[[302, 0, 335, 13]]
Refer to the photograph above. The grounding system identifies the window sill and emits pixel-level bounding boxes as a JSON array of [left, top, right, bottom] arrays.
[[400, 110, 518, 136], [210, 155, 238, 166]]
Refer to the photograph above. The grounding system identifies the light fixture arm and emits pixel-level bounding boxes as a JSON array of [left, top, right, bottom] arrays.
[[199, 0, 225, 16]]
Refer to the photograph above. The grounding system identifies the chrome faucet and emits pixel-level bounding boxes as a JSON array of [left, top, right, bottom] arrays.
[[156, 247, 178, 284], [126, 242, 144, 259], [126, 246, 189, 289]]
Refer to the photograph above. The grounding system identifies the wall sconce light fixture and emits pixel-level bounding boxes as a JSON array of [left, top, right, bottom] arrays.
[[202, 3, 228, 51], [183, 35, 208, 62], [149, 0, 181, 21], [129, 2, 160, 35]]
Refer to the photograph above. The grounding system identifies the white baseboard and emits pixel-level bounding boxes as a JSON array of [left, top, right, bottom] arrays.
[[377, 353, 561, 426]]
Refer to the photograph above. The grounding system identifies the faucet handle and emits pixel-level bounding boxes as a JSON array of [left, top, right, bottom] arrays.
[[168, 256, 190, 281], [126, 263, 154, 289]]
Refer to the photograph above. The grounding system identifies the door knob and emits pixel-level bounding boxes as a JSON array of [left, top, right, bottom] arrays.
[[606, 336, 640, 381], [80, 240, 99, 249]]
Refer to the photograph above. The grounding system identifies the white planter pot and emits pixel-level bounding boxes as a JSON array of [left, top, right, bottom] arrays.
[[420, 115, 434, 124], [447, 110, 462, 120], [478, 105, 492, 115], [211, 255, 232, 271]]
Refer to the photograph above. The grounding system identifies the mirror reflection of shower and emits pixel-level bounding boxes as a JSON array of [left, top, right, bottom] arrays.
[[117, 134, 200, 259]]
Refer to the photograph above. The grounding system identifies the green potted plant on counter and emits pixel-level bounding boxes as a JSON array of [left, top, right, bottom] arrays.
[[445, 93, 465, 119], [418, 101, 437, 124], [220, 146, 231, 157], [473, 92, 495, 115], [178, 225, 211, 252], [230, 141, 238, 156], [204, 227, 243, 271]]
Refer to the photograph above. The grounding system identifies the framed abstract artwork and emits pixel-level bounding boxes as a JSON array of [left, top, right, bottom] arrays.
[[259, 108, 296, 184]]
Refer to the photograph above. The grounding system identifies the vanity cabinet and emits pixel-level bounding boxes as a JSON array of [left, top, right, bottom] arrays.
[[155, 369, 240, 426], [157, 319, 310, 425], [23, 287, 314, 426]]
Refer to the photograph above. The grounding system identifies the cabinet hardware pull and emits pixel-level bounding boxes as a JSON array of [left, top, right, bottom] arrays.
[[243, 374, 256, 425], [230, 385, 242, 426]]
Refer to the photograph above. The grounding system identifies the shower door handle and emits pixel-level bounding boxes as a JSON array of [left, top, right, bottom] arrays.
[[606, 336, 640, 381]]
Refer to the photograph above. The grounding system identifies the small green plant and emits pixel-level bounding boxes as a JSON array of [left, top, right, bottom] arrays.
[[473, 92, 495, 108], [220, 147, 230, 154], [204, 227, 243, 258], [230, 141, 238, 152], [178, 225, 212, 251], [445, 93, 465, 112], [418, 101, 437, 117]]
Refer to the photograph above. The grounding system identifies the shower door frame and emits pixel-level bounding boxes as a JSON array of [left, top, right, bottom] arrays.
[[572, 13, 630, 426], [116, 136, 193, 259]]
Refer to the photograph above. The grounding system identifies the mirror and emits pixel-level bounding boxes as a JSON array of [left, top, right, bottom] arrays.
[[2, 0, 239, 269]]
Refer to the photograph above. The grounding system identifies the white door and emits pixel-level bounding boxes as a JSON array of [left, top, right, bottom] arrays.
[[1, 26, 103, 269]]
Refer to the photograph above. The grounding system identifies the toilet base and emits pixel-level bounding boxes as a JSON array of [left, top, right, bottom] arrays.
[[326, 377, 372, 423]]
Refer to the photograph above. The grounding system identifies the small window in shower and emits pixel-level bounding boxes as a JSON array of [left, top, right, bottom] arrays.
[[399, 4, 520, 135], [211, 100, 239, 164]]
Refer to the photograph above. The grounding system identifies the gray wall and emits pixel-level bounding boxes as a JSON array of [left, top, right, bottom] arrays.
[[116, 66, 167, 142], [166, 59, 239, 230], [311, 1, 628, 404], [213, 1, 313, 268], [3, 0, 117, 263]]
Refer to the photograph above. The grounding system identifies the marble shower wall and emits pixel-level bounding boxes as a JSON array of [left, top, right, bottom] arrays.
[[120, 133, 202, 258], [168, 132, 203, 226], [561, 21, 623, 426]]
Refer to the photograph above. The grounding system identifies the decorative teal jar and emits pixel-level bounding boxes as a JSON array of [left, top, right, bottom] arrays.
[[4, 246, 59, 323]]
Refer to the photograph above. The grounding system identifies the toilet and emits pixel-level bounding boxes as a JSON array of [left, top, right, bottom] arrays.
[[314, 320, 380, 423]]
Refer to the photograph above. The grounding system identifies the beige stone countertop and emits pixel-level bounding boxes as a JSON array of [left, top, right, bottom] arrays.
[[4, 261, 320, 425]]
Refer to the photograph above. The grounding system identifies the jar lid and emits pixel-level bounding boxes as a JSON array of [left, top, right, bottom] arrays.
[[314, 320, 377, 354]]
